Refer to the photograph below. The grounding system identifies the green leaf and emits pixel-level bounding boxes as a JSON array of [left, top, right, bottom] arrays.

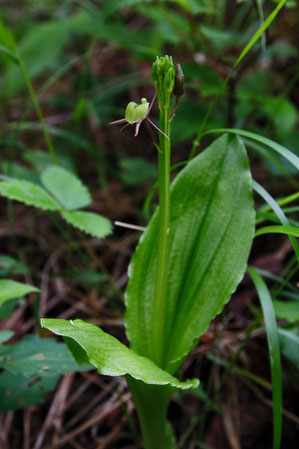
[[252, 181, 299, 261], [273, 300, 299, 323], [0, 280, 39, 307], [204, 128, 299, 171], [0, 178, 61, 211], [0, 255, 29, 277], [125, 134, 255, 373], [41, 165, 91, 210], [0, 334, 91, 377], [0, 44, 18, 64], [0, 297, 21, 319], [0, 331, 14, 344], [60, 210, 112, 239], [255, 225, 299, 239], [247, 267, 282, 449], [278, 328, 299, 369], [41, 318, 198, 390], [0, 371, 58, 412]]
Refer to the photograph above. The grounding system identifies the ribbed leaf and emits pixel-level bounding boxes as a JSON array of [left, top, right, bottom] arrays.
[[0, 178, 61, 211], [41, 319, 198, 390], [0, 280, 39, 307], [60, 210, 112, 239], [125, 134, 255, 372], [41, 165, 91, 210]]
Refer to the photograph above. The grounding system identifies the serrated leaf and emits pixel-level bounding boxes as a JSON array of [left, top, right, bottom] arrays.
[[0, 280, 39, 307], [0, 178, 61, 211], [0, 335, 91, 377], [41, 319, 198, 390], [41, 166, 91, 210], [0, 371, 58, 412], [125, 134, 255, 373], [60, 210, 112, 239]]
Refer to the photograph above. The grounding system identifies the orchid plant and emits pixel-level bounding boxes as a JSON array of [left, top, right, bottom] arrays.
[[41, 56, 256, 448]]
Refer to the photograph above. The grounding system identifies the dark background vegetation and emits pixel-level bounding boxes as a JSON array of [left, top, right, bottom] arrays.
[[0, 1, 298, 448]]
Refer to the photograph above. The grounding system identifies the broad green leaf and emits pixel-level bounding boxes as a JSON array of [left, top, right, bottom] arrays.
[[60, 210, 112, 239], [0, 280, 39, 307], [0, 334, 91, 377], [41, 166, 91, 210], [274, 300, 299, 323], [0, 178, 61, 211], [41, 318, 198, 390], [0, 371, 58, 412], [125, 134, 255, 373]]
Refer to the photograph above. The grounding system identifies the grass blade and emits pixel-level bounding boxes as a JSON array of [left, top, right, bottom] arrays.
[[253, 180, 299, 260], [255, 225, 299, 239], [247, 267, 282, 449], [203, 128, 299, 171]]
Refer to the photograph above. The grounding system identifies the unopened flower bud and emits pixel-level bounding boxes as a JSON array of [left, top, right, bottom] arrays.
[[173, 63, 184, 97]]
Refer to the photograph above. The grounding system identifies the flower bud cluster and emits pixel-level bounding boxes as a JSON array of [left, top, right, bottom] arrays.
[[151, 55, 175, 108]]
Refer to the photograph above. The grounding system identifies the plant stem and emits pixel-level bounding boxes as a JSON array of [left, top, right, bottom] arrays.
[[152, 105, 171, 368], [16, 50, 57, 164]]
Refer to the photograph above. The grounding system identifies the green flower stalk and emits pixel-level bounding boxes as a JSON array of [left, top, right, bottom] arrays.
[[151, 56, 175, 369]]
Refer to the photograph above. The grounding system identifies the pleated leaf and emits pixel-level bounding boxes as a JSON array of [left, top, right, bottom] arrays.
[[41, 319, 198, 390], [125, 134, 255, 373], [60, 210, 112, 239], [0, 178, 61, 211], [41, 166, 91, 210]]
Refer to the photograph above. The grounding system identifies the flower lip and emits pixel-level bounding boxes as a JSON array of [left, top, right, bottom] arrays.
[[125, 98, 149, 124]]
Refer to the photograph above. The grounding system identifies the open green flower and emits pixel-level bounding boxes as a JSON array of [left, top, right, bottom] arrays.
[[108, 93, 169, 139]]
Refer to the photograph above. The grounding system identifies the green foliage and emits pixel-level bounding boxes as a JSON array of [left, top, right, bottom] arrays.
[[61, 210, 112, 239], [41, 165, 91, 210], [248, 267, 282, 449], [0, 255, 29, 277], [0, 280, 39, 307], [119, 158, 158, 186], [274, 300, 299, 323], [0, 371, 58, 412], [0, 167, 112, 239], [0, 332, 91, 377], [0, 178, 61, 211], [278, 328, 299, 370], [41, 318, 197, 390], [125, 134, 255, 372], [0, 331, 92, 413]]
